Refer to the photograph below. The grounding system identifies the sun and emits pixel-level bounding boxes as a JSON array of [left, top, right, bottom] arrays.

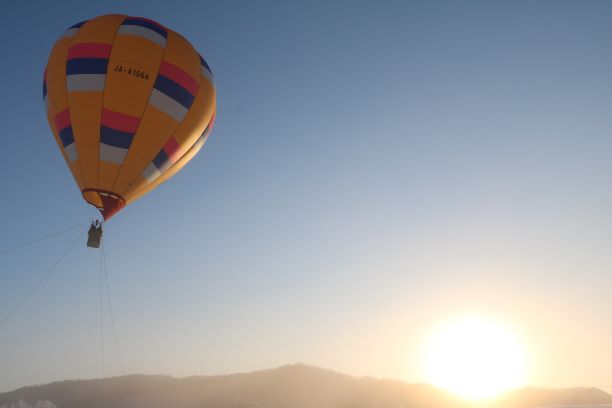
[[420, 315, 526, 400]]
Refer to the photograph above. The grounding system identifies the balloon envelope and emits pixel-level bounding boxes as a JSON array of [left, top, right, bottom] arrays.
[[44, 15, 216, 220]]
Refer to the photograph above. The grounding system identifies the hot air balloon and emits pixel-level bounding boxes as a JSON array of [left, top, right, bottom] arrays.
[[43, 15, 215, 246]]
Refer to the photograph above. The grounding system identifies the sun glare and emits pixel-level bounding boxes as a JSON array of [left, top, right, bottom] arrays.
[[421, 316, 526, 400]]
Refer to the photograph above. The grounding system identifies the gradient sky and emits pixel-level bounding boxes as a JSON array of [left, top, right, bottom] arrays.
[[1, 0, 612, 393]]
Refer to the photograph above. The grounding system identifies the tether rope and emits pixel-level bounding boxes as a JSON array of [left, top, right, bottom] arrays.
[[0, 221, 89, 256], [0, 227, 87, 329], [98, 243, 105, 377], [102, 242, 125, 374]]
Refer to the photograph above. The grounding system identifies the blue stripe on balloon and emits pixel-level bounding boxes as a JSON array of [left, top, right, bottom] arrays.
[[69, 20, 89, 29], [153, 149, 171, 172], [199, 54, 212, 74], [66, 58, 109, 75], [58, 127, 74, 147], [154, 75, 195, 109], [100, 126, 134, 149], [122, 18, 167, 38]]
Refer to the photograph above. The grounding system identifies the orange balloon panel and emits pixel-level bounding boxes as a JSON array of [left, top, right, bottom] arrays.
[[44, 15, 216, 220]]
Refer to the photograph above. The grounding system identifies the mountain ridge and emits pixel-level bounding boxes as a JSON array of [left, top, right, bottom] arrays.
[[1, 363, 611, 408]]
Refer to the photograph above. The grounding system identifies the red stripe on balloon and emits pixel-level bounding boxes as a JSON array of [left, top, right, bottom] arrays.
[[54, 109, 71, 131], [67, 43, 112, 60], [101, 108, 140, 133], [159, 61, 199, 96], [163, 137, 181, 163]]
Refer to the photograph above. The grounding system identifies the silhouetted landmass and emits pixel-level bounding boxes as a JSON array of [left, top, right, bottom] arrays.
[[1, 364, 611, 408], [501, 386, 612, 408]]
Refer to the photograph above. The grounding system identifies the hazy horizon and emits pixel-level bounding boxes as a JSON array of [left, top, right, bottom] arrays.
[[3, 362, 610, 393], [1, 364, 612, 408], [2, 0, 612, 398]]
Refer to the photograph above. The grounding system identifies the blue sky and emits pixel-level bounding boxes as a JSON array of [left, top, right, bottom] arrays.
[[2, 0, 612, 392]]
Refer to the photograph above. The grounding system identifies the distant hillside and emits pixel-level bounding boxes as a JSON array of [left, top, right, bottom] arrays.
[[501, 386, 612, 408], [1, 364, 611, 408]]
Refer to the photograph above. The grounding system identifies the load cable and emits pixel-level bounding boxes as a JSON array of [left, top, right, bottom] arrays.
[[98, 243, 105, 377], [0, 227, 87, 329], [0, 221, 89, 256], [102, 242, 125, 374]]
